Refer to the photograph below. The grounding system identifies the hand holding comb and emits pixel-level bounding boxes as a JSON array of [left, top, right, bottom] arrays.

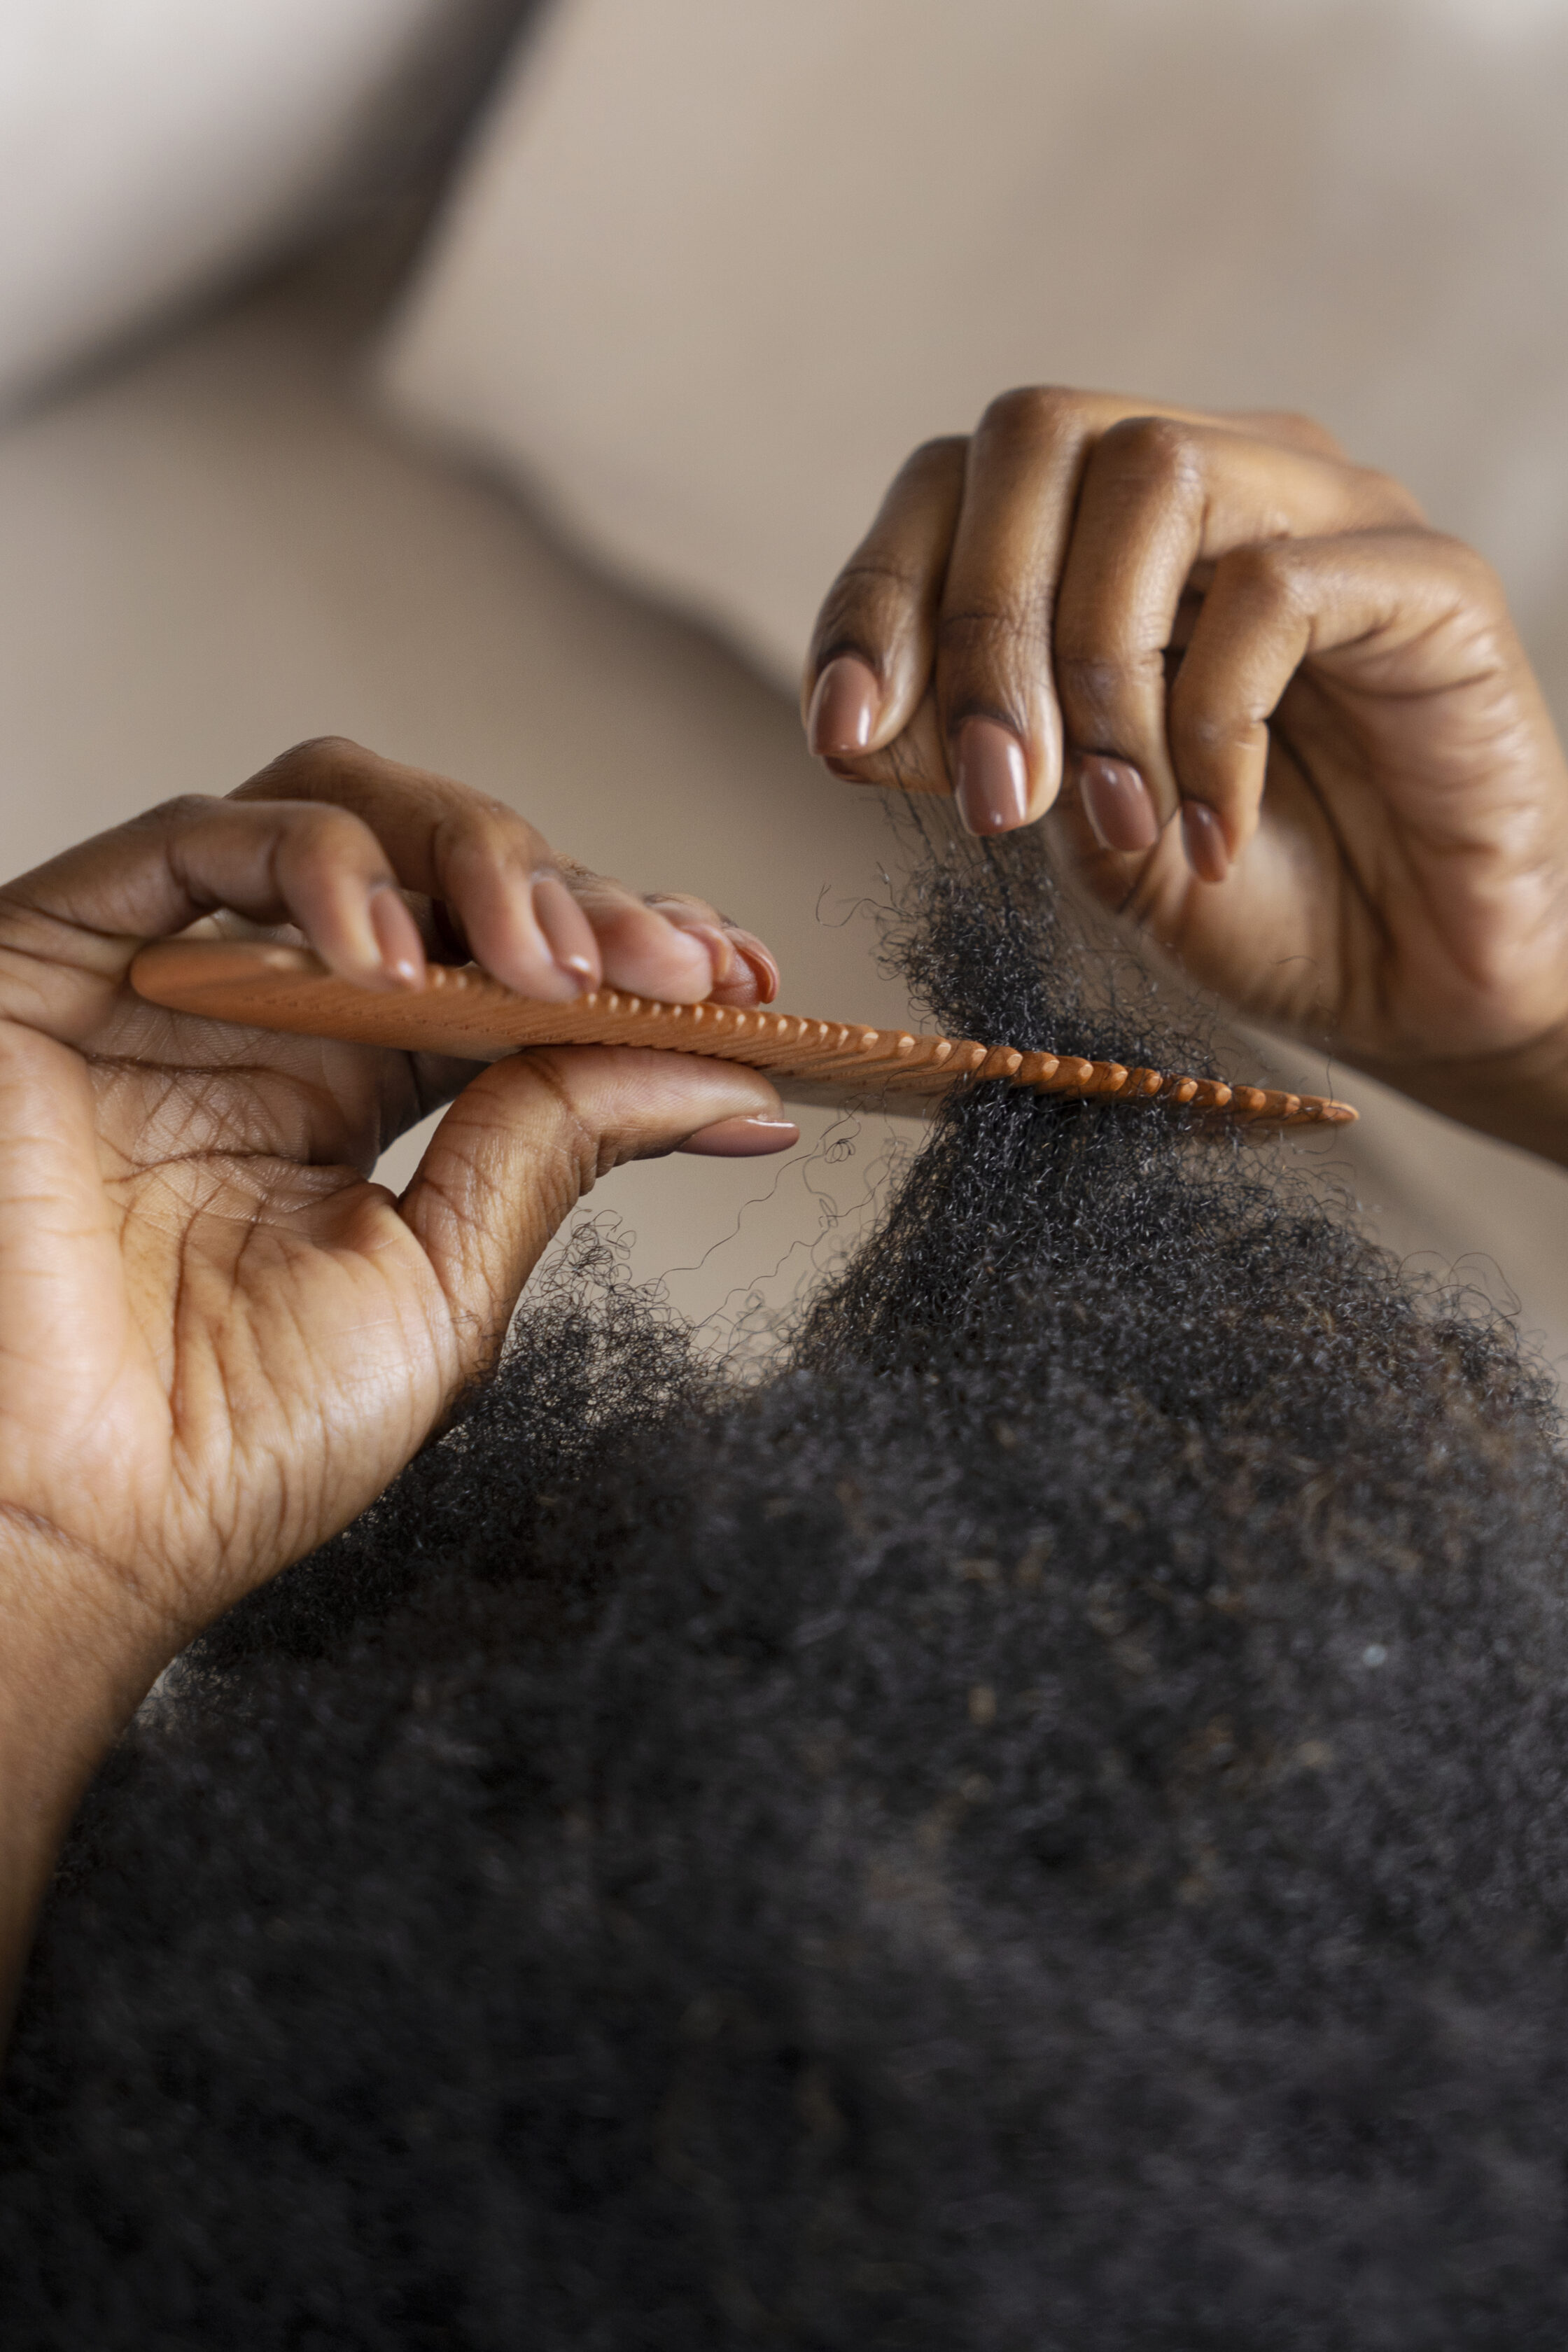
[[130, 939, 1357, 1127]]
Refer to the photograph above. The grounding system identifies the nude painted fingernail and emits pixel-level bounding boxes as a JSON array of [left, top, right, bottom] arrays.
[[807, 656, 881, 756], [1181, 801, 1231, 883], [953, 718, 1030, 835], [368, 888, 426, 989], [677, 1116, 799, 1158], [1078, 755, 1159, 854], [725, 930, 780, 1003], [531, 871, 600, 988]]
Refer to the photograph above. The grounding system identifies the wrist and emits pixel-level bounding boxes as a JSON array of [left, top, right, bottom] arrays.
[[0, 1518, 181, 2033]]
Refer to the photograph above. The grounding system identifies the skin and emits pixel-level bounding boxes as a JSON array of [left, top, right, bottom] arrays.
[[0, 738, 794, 2031], [803, 388, 1568, 1163]]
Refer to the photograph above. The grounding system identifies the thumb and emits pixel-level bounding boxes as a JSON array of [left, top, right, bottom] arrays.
[[398, 1047, 796, 1381]]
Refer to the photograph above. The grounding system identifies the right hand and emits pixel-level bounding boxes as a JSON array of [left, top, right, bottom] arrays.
[[802, 388, 1568, 1158]]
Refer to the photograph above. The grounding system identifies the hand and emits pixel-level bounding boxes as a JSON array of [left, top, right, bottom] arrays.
[[0, 739, 792, 2010], [802, 388, 1568, 1159]]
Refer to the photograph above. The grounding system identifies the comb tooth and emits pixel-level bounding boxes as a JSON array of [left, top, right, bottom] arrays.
[[1188, 1079, 1233, 1111], [1024, 1055, 1096, 1095], [1227, 1086, 1270, 1119], [782, 1025, 888, 1079], [1163, 1075, 1200, 1105], [1077, 1062, 1130, 1096], [1250, 1090, 1302, 1123], [874, 1037, 969, 1096], [652, 1004, 767, 1062], [978, 1045, 1024, 1080], [494, 986, 626, 1046], [1283, 1094, 1357, 1127], [724, 1013, 814, 1069]]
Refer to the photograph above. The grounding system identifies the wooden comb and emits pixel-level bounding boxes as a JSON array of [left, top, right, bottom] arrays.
[[128, 939, 1357, 1127]]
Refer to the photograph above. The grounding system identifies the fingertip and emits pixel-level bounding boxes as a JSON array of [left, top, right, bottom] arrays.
[[807, 655, 882, 757], [1076, 755, 1161, 855], [531, 871, 601, 992], [677, 1116, 799, 1158], [952, 717, 1030, 835], [728, 932, 780, 1004], [1180, 800, 1231, 883], [367, 886, 428, 990]]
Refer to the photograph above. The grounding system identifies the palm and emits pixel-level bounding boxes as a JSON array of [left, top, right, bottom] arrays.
[[0, 995, 465, 1637]]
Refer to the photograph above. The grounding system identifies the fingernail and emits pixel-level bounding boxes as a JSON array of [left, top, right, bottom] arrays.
[[368, 888, 426, 990], [1077, 755, 1159, 854], [953, 718, 1030, 835], [678, 1116, 799, 1158], [724, 930, 780, 1003], [1181, 801, 1231, 883], [807, 656, 881, 756], [532, 872, 600, 989]]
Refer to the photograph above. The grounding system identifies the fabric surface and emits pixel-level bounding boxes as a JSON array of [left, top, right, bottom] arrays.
[[0, 0, 524, 416], [382, 0, 1568, 720]]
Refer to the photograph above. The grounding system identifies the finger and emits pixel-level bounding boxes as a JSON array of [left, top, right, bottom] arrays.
[[238, 740, 736, 1005], [398, 1049, 795, 1384], [803, 438, 968, 762], [1054, 416, 1422, 848], [1222, 408, 1349, 461], [549, 868, 722, 1004], [804, 395, 1344, 808], [0, 794, 442, 1037], [1164, 528, 1479, 877], [932, 388, 1203, 831], [930, 389, 1378, 837], [639, 892, 780, 1006]]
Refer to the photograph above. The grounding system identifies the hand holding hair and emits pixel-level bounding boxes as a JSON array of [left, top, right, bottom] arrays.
[[0, 738, 792, 2024], [804, 388, 1568, 1163]]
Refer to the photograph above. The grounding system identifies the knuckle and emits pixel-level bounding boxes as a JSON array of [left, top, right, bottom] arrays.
[[1264, 406, 1343, 456], [276, 801, 379, 869], [937, 603, 1040, 659], [1353, 465, 1425, 524], [1172, 701, 1253, 762], [256, 734, 365, 787], [814, 558, 923, 648], [1216, 538, 1301, 606], [136, 794, 223, 833], [898, 433, 969, 480], [1054, 648, 1161, 734], [975, 382, 1082, 451], [1095, 412, 1202, 487], [1427, 532, 1503, 601]]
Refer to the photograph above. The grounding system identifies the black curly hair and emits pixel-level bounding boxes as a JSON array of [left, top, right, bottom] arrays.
[[5, 817, 1568, 2349]]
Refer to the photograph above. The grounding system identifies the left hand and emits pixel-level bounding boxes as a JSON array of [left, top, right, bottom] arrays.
[[0, 738, 793, 2023]]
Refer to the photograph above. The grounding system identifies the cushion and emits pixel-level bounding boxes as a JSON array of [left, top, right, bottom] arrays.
[[0, 0, 522, 413], [379, 0, 1568, 704]]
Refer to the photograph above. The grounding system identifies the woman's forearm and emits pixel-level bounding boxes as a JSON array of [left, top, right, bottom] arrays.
[[0, 1525, 175, 2043]]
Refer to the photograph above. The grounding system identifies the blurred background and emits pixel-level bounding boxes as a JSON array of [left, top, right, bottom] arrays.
[[6, 0, 1568, 1365]]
